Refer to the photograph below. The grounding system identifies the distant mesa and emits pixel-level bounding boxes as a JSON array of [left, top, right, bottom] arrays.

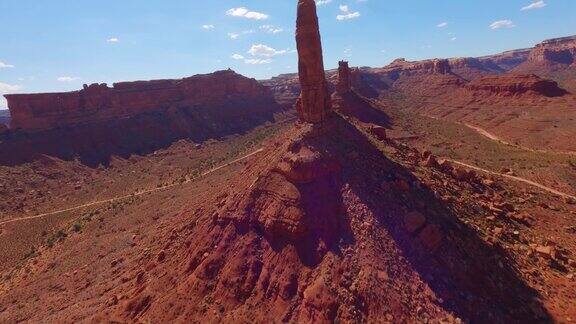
[[466, 74, 569, 97], [380, 58, 453, 77], [5, 69, 271, 132], [524, 35, 576, 67], [0, 70, 281, 166]]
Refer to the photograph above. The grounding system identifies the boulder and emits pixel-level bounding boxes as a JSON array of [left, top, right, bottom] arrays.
[[418, 224, 443, 252], [403, 211, 427, 234], [369, 126, 387, 141], [276, 143, 341, 184], [423, 155, 439, 168]]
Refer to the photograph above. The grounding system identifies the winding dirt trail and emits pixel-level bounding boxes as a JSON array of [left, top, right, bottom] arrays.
[[448, 159, 576, 200], [0, 148, 264, 226], [424, 114, 576, 156]]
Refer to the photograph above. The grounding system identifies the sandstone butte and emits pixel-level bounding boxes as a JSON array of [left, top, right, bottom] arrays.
[[295, 0, 332, 124], [336, 61, 353, 94], [4, 69, 270, 132]]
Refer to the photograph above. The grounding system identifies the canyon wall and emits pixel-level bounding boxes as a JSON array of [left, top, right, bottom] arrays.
[[0, 70, 281, 166], [379, 58, 452, 77], [525, 36, 576, 66], [5, 70, 270, 131], [465, 74, 568, 97]]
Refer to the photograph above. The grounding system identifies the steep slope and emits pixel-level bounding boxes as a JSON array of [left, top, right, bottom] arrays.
[[4, 111, 575, 322]]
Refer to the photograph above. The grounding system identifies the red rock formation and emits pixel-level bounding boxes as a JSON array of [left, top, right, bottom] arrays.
[[381, 58, 452, 77], [295, 0, 332, 124], [5, 70, 270, 131], [466, 74, 568, 97], [336, 61, 352, 93], [525, 36, 576, 67]]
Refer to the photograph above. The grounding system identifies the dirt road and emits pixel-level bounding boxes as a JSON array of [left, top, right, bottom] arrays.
[[448, 159, 576, 201], [0, 148, 264, 226]]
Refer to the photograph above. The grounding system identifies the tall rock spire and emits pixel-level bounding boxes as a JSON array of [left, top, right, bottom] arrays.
[[336, 60, 352, 94], [295, 0, 332, 124]]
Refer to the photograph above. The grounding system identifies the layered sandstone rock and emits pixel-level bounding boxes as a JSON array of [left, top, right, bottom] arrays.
[[0, 70, 281, 166], [381, 58, 452, 77], [476, 49, 532, 71], [336, 61, 352, 93], [526, 36, 576, 66], [295, 0, 332, 124], [466, 74, 568, 97], [5, 69, 270, 131]]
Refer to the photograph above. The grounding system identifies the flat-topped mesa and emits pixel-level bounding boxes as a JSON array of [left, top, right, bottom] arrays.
[[295, 0, 332, 124], [527, 36, 576, 66], [336, 61, 353, 94], [466, 74, 568, 97], [383, 58, 452, 76], [5, 69, 270, 131]]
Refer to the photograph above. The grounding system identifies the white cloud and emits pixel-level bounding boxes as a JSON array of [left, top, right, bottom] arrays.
[[202, 24, 215, 30], [437, 22, 448, 28], [337, 4, 360, 21], [106, 37, 119, 43], [57, 76, 80, 82], [248, 44, 287, 57], [0, 61, 15, 69], [226, 7, 269, 20], [231, 54, 245, 60], [260, 25, 283, 34], [228, 33, 239, 40], [244, 58, 273, 65], [0, 82, 23, 109], [451, 37, 457, 41], [490, 20, 516, 29], [521, 1, 546, 10], [316, 0, 332, 6]]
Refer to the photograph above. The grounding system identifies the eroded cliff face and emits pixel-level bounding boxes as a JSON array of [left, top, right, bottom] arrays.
[[0, 70, 282, 166], [525, 36, 576, 67], [465, 74, 568, 97], [377, 58, 452, 78], [5, 70, 271, 132]]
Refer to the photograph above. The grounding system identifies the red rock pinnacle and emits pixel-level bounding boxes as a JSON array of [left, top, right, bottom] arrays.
[[336, 60, 352, 93], [295, 0, 332, 124]]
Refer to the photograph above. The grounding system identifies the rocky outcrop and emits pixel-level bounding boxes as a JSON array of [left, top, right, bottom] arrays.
[[466, 74, 568, 97], [295, 0, 332, 124], [525, 36, 576, 66], [448, 57, 505, 80], [380, 58, 452, 77], [260, 73, 301, 109], [0, 70, 281, 166], [336, 61, 352, 94], [476, 49, 532, 71], [5, 69, 270, 132]]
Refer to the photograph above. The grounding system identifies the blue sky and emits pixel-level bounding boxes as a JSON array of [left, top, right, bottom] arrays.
[[1, 0, 575, 109]]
